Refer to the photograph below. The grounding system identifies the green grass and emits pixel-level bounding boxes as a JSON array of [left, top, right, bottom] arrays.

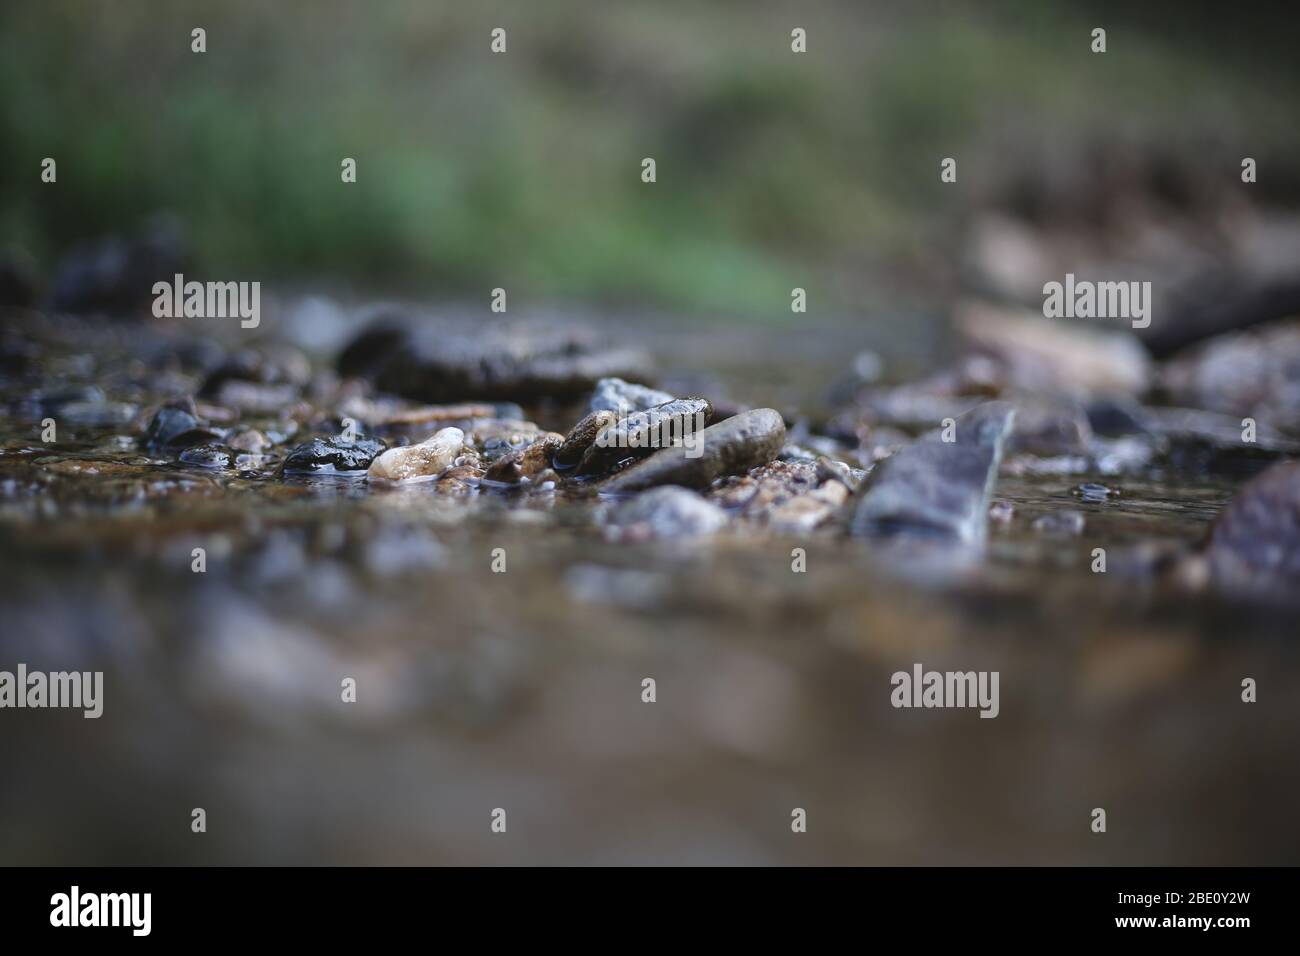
[[2, 0, 1297, 320]]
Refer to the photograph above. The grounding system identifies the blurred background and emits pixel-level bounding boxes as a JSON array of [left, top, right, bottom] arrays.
[[3, 0, 1298, 339]]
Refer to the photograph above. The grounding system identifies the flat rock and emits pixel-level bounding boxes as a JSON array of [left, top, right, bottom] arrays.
[[849, 401, 1015, 544], [601, 408, 786, 493]]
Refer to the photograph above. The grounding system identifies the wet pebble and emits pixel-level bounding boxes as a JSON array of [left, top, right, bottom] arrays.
[[483, 434, 564, 484], [143, 403, 220, 452], [1073, 482, 1121, 502], [179, 443, 235, 469], [602, 407, 786, 493], [849, 401, 1015, 544], [575, 398, 711, 475], [554, 409, 618, 469], [367, 427, 464, 482], [280, 435, 386, 475]]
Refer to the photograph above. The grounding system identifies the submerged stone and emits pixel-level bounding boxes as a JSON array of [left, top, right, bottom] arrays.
[[601, 408, 786, 493], [849, 401, 1015, 544]]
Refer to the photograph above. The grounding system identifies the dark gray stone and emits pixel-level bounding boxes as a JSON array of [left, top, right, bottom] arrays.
[[849, 401, 1015, 544]]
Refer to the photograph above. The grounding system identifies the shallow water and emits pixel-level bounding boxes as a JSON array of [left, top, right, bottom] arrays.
[[1, 313, 1298, 865]]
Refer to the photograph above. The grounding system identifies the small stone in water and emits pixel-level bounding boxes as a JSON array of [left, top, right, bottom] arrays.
[[576, 397, 712, 476], [483, 434, 564, 484], [602, 407, 786, 493], [179, 443, 234, 469], [849, 401, 1014, 544], [281, 435, 386, 475], [367, 427, 464, 482], [1073, 482, 1121, 502]]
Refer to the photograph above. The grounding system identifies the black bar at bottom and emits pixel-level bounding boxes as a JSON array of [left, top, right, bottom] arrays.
[[0, 866, 1289, 941]]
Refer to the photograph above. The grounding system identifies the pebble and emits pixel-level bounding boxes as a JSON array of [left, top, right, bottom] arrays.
[[1072, 482, 1121, 502], [609, 486, 728, 538], [1005, 400, 1092, 456], [588, 377, 674, 415], [575, 398, 712, 475], [367, 427, 464, 482], [815, 457, 858, 491], [554, 409, 619, 470], [1204, 460, 1300, 594], [601, 408, 786, 493], [57, 401, 138, 428], [143, 404, 219, 452], [483, 434, 565, 484], [1161, 321, 1300, 427], [179, 443, 235, 469], [849, 401, 1015, 544], [765, 481, 850, 534], [280, 435, 387, 475]]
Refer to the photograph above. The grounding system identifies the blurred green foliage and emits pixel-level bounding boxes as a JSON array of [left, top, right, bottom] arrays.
[[2, 0, 1297, 318]]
